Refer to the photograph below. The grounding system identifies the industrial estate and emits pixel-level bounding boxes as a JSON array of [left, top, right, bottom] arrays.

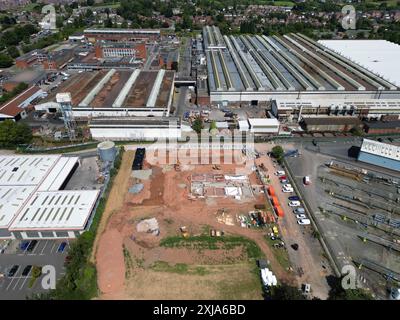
[[0, 0, 400, 303]]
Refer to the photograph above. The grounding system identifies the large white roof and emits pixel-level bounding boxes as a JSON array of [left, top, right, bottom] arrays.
[[0, 186, 35, 228], [0, 155, 60, 186], [360, 139, 400, 161], [9, 190, 100, 231], [248, 118, 280, 126], [319, 40, 400, 86], [0, 155, 98, 232]]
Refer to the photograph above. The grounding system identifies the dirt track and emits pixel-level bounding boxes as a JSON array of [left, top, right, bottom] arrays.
[[91, 150, 134, 263]]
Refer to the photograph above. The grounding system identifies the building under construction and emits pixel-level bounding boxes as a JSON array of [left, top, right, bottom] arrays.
[[203, 26, 400, 104]]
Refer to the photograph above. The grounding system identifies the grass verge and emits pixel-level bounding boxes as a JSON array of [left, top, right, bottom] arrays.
[[160, 235, 264, 260]]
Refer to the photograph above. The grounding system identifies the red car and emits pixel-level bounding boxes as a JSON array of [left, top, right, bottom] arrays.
[[279, 176, 287, 181]]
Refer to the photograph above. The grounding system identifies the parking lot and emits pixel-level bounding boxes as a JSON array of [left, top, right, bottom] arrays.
[[285, 142, 400, 298], [255, 144, 332, 299], [0, 239, 70, 300]]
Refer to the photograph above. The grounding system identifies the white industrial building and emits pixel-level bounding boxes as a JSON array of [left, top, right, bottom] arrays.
[[89, 117, 192, 141], [0, 155, 100, 239], [238, 118, 280, 134]]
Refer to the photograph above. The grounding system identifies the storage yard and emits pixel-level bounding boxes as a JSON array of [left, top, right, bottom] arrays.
[[204, 26, 400, 103], [285, 142, 400, 298]]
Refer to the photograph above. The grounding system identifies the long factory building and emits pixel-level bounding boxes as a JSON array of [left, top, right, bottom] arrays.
[[272, 99, 400, 122], [203, 26, 400, 103], [35, 69, 175, 117], [0, 155, 100, 240]]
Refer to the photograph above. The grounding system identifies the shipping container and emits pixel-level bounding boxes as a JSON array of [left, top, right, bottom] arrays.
[[274, 205, 284, 217], [267, 186, 275, 196], [271, 196, 279, 206]]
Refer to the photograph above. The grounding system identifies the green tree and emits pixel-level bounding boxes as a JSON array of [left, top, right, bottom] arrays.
[[7, 46, 20, 59], [0, 120, 33, 148], [0, 53, 13, 68], [271, 145, 284, 161], [192, 116, 204, 134], [270, 284, 306, 300], [327, 276, 373, 300]]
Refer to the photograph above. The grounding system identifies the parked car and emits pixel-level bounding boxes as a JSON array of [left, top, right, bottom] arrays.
[[296, 214, 307, 219], [297, 219, 311, 225], [22, 265, 32, 276], [7, 265, 19, 277], [282, 187, 294, 193], [283, 184, 292, 189], [20, 241, 30, 251], [280, 179, 289, 184], [293, 208, 305, 214], [278, 176, 287, 181], [303, 176, 311, 185], [288, 201, 301, 207], [57, 242, 67, 253], [275, 170, 286, 176], [288, 196, 300, 201], [26, 240, 38, 252]]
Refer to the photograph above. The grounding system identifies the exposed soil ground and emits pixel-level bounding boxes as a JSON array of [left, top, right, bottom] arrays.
[[95, 148, 298, 300]]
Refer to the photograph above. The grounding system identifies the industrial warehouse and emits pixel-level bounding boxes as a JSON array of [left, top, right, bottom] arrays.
[[272, 99, 400, 122], [358, 138, 400, 172], [35, 69, 175, 118], [203, 26, 400, 104], [0, 155, 100, 240]]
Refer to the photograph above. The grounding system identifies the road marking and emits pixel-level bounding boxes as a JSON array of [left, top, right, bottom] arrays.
[[6, 277, 16, 291], [12, 276, 23, 291], [40, 240, 49, 255], [50, 242, 57, 254], [31, 241, 41, 255], [19, 271, 31, 290]]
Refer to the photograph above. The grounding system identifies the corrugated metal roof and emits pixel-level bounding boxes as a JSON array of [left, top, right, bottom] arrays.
[[360, 139, 400, 161]]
